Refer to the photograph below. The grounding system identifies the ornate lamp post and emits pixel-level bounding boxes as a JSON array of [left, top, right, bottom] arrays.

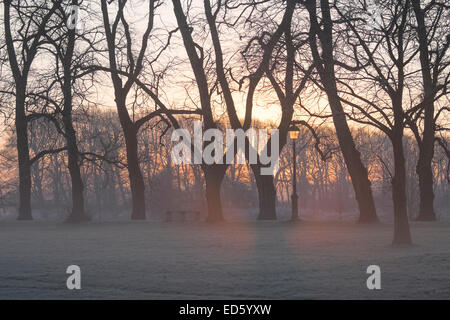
[[288, 125, 300, 221]]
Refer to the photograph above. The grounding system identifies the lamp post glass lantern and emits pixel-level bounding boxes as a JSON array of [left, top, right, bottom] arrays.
[[288, 125, 300, 221]]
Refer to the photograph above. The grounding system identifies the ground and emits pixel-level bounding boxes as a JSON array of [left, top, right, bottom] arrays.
[[0, 220, 449, 299]]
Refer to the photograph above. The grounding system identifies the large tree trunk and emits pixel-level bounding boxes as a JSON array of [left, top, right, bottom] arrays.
[[16, 89, 32, 220], [391, 129, 412, 245], [114, 95, 146, 220], [111, 112, 146, 221], [336, 115, 378, 224], [123, 126, 146, 220], [251, 164, 277, 220], [327, 95, 378, 223], [416, 149, 435, 221], [412, 0, 436, 221], [64, 116, 89, 223], [203, 165, 226, 222]]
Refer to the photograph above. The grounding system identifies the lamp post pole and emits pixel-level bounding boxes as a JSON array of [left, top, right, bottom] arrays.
[[291, 137, 299, 221]]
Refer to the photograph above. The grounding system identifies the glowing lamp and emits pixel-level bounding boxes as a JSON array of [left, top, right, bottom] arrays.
[[288, 125, 300, 140]]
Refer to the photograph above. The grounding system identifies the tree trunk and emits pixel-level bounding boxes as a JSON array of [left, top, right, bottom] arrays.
[[251, 164, 277, 220], [124, 127, 146, 220], [16, 89, 32, 220], [204, 165, 226, 222], [63, 21, 88, 223], [391, 130, 412, 245], [114, 95, 146, 220], [64, 116, 89, 223], [412, 0, 436, 221], [329, 97, 378, 223], [305, 0, 378, 223], [416, 150, 435, 221]]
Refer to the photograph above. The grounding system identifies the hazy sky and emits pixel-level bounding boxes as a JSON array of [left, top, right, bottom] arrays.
[[75, 0, 291, 125]]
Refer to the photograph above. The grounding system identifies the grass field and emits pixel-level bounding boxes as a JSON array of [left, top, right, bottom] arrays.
[[0, 220, 449, 299]]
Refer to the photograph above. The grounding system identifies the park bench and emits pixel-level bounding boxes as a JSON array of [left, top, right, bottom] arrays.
[[165, 210, 201, 222]]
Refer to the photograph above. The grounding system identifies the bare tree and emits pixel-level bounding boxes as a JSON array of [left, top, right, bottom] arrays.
[[58, 0, 88, 221], [172, 0, 305, 220], [257, 1, 314, 219], [172, 0, 230, 221], [408, 0, 449, 221], [301, 0, 379, 223], [3, 0, 61, 220], [332, 0, 415, 244], [205, 0, 293, 220], [99, 0, 160, 220], [36, 0, 102, 221]]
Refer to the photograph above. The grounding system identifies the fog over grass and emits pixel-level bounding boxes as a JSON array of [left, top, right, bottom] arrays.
[[1, 221, 449, 299]]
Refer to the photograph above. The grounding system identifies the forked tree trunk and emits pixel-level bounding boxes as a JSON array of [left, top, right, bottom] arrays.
[[391, 129, 412, 245]]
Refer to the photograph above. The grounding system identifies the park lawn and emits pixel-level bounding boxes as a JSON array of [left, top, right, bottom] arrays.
[[0, 220, 449, 299]]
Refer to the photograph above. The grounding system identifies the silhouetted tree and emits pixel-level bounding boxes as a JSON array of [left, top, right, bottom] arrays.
[[3, 0, 61, 220], [333, 0, 415, 244], [301, 0, 379, 223], [408, 0, 449, 221]]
